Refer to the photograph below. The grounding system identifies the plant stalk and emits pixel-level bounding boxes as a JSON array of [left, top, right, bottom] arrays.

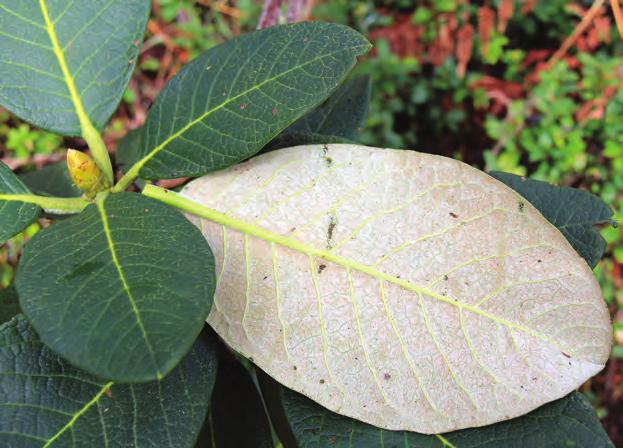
[[82, 122, 114, 187], [112, 163, 141, 193], [0, 193, 89, 214]]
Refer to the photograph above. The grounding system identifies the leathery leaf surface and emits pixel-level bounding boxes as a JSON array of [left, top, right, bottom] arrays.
[[16, 192, 215, 382], [181, 144, 611, 434], [0, 315, 218, 448], [0, 0, 149, 135]]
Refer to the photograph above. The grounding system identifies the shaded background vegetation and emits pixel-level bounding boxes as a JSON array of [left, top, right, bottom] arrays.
[[1, 0, 622, 443]]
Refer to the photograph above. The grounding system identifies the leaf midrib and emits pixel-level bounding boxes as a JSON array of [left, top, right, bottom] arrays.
[[38, 0, 94, 135], [128, 44, 370, 177], [96, 196, 162, 379], [150, 187, 575, 356], [42, 381, 113, 447]]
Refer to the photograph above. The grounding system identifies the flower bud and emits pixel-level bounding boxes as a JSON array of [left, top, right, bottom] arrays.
[[66, 149, 110, 198]]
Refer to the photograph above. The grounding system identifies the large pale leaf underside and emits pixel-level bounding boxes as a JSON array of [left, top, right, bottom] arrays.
[[182, 144, 611, 434]]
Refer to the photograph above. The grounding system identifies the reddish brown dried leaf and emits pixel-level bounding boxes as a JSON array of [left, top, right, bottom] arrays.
[[478, 7, 495, 59], [498, 0, 514, 33], [456, 24, 474, 78], [522, 0, 537, 14]]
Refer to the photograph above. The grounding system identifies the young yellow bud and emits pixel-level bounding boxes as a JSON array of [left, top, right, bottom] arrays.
[[66, 149, 110, 198]]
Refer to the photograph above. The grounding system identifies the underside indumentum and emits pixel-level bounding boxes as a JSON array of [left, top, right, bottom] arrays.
[[182, 144, 611, 434]]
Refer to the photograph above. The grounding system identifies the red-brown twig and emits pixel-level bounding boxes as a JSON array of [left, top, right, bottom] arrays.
[[611, 0, 623, 38], [258, 0, 309, 28], [257, 0, 282, 29], [546, 0, 606, 69]]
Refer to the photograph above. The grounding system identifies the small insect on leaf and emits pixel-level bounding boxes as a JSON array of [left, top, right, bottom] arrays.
[[66, 149, 110, 198]]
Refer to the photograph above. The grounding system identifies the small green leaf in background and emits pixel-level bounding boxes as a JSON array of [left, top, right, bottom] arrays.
[[133, 22, 371, 180], [115, 127, 144, 173], [0, 315, 218, 448], [490, 171, 615, 268], [0, 0, 150, 135], [0, 286, 20, 325], [0, 161, 41, 244], [266, 382, 613, 448], [16, 192, 215, 382], [196, 352, 273, 448], [20, 161, 82, 198], [272, 76, 372, 148]]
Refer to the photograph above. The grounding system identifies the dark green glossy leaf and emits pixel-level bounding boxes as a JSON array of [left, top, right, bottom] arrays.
[[266, 381, 613, 448], [0, 161, 40, 244], [490, 172, 615, 268], [0, 315, 218, 448], [0, 0, 149, 135], [265, 134, 354, 154], [116, 127, 144, 173], [0, 286, 20, 324], [16, 192, 215, 382], [197, 352, 273, 448], [20, 162, 82, 198], [281, 76, 371, 142], [135, 22, 371, 180]]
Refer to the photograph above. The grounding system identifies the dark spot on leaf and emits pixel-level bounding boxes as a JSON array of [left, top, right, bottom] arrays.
[[328, 436, 336, 445], [319, 379, 325, 384], [383, 373, 391, 380], [144, 208, 149, 213], [133, 39, 139, 47], [321, 145, 332, 167], [289, 227, 296, 232], [272, 107, 278, 116], [518, 201, 525, 212], [240, 103, 247, 110], [318, 264, 326, 274], [326, 216, 337, 249], [105, 388, 112, 398], [443, 275, 449, 281], [263, 275, 268, 280], [562, 352, 571, 358], [293, 365, 297, 370], [538, 259, 542, 263], [449, 212, 458, 218], [62, 261, 105, 281]]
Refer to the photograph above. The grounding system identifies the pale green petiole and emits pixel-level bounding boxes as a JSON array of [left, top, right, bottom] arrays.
[[0, 193, 89, 214]]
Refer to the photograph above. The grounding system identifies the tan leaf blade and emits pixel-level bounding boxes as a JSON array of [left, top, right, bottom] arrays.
[[182, 144, 611, 434]]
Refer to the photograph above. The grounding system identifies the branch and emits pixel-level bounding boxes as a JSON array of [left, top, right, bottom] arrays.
[[257, 0, 310, 29], [546, 0, 606, 69], [257, 0, 282, 29], [611, 0, 623, 38]]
